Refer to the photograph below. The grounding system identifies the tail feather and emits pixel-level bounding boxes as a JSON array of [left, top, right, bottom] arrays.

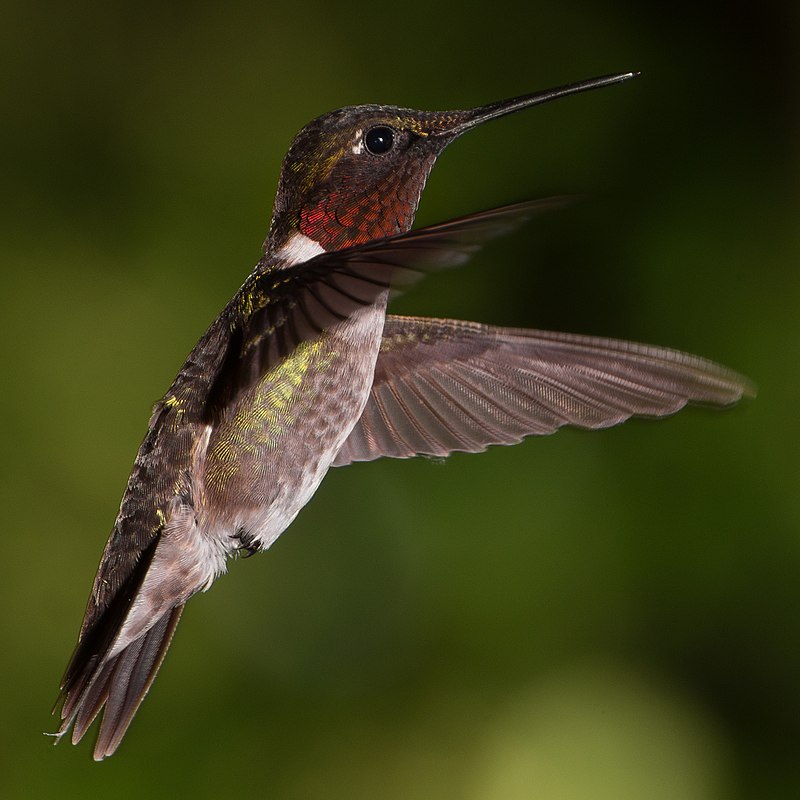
[[71, 659, 113, 742], [56, 605, 184, 760]]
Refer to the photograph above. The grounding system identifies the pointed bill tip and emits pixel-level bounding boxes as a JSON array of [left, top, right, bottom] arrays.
[[437, 71, 640, 138]]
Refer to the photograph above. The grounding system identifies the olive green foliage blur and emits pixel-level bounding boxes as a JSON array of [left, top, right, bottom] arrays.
[[1, 2, 798, 798]]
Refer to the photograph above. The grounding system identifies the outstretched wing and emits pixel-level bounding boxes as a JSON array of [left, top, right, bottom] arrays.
[[333, 315, 754, 465], [204, 199, 567, 416]]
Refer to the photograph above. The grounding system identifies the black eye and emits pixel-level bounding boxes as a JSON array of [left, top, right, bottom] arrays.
[[364, 126, 395, 155]]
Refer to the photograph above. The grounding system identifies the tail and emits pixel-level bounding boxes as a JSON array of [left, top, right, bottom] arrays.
[[54, 604, 184, 761]]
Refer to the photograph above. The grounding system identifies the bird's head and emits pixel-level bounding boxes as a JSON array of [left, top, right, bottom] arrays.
[[266, 73, 637, 255]]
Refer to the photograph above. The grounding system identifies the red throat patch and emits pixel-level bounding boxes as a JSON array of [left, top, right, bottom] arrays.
[[299, 185, 418, 251]]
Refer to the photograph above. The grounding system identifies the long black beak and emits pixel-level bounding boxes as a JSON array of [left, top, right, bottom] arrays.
[[434, 72, 639, 138]]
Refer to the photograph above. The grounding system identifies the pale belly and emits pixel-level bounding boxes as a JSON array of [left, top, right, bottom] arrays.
[[196, 300, 387, 552]]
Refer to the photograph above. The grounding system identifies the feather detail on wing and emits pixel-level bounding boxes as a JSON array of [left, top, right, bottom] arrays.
[[205, 199, 568, 415], [333, 315, 755, 465]]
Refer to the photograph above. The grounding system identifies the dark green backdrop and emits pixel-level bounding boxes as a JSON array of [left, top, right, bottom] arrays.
[[2, 1, 797, 798]]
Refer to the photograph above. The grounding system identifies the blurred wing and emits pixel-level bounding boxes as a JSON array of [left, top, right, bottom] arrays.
[[205, 199, 567, 415], [333, 315, 754, 465]]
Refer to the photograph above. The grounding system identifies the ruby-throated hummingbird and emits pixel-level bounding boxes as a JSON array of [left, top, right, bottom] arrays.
[[53, 72, 752, 759]]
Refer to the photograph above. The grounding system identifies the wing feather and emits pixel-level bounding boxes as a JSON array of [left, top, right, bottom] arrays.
[[333, 315, 754, 465], [206, 199, 565, 416]]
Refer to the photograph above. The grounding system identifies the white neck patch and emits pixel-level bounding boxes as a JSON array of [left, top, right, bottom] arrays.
[[275, 231, 326, 266]]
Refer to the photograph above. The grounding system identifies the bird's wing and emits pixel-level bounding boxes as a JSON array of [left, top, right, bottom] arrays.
[[333, 315, 754, 465], [203, 199, 565, 417]]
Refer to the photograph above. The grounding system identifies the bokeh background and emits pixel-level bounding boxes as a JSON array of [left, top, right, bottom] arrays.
[[1, 1, 798, 797]]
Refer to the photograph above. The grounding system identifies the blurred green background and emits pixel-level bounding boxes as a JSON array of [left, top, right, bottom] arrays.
[[1, 1, 798, 797]]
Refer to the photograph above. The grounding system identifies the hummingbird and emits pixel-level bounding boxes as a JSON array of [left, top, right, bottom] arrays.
[[53, 72, 752, 760]]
